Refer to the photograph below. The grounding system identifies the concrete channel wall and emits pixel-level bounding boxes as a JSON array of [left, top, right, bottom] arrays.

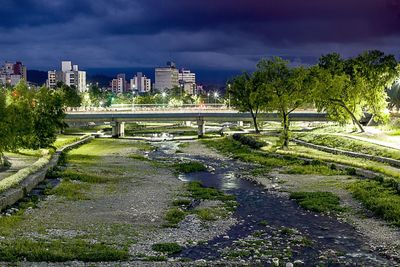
[[0, 135, 94, 211], [292, 139, 400, 168]]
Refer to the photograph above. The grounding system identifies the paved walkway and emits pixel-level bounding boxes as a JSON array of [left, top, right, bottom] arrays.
[[0, 154, 38, 181], [338, 132, 400, 150]]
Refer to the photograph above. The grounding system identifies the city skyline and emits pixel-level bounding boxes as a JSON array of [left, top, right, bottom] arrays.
[[0, 0, 399, 77]]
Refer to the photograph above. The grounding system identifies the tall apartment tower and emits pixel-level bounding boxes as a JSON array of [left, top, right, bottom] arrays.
[[179, 69, 196, 95], [130, 72, 151, 93], [110, 73, 129, 93], [46, 61, 87, 92], [154, 62, 179, 91]]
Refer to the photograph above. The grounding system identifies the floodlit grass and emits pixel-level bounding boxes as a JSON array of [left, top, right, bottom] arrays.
[[0, 239, 129, 262], [347, 180, 400, 226], [293, 133, 400, 160], [174, 161, 207, 173], [284, 163, 344, 176], [277, 144, 400, 180], [151, 242, 182, 255], [289, 192, 345, 213], [49, 180, 90, 201], [53, 135, 82, 149]]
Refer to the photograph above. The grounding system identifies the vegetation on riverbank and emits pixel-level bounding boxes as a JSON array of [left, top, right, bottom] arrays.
[[293, 133, 400, 160], [289, 192, 345, 213]]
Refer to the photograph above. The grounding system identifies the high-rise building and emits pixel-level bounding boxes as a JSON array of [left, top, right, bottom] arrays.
[[154, 62, 179, 91], [130, 72, 151, 93], [110, 73, 128, 93], [0, 61, 27, 86], [46, 61, 87, 92], [179, 69, 196, 95]]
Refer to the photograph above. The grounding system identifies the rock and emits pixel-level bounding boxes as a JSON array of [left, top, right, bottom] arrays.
[[286, 263, 294, 267], [223, 235, 230, 239], [294, 259, 304, 265], [272, 257, 279, 266]]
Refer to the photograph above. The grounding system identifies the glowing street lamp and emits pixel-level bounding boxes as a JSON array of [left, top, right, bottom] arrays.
[[162, 91, 167, 106], [213, 92, 219, 104]]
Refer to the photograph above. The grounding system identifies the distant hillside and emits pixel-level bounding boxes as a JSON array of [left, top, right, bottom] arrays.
[[27, 70, 47, 86]]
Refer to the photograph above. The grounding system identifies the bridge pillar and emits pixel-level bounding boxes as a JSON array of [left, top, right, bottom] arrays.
[[237, 121, 244, 127], [197, 117, 205, 138], [112, 122, 125, 138], [184, 121, 192, 127]]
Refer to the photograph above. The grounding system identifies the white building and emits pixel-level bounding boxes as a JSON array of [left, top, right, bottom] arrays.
[[46, 61, 87, 92], [130, 72, 151, 93], [154, 62, 179, 91], [179, 69, 196, 95], [0, 61, 27, 86]]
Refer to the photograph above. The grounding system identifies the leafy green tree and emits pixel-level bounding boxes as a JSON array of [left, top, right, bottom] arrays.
[[257, 57, 314, 147], [228, 72, 270, 133], [0, 88, 9, 166], [57, 82, 81, 108], [316, 51, 398, 132], [388, 81, 400, 111], [31, 87, 66, 148]]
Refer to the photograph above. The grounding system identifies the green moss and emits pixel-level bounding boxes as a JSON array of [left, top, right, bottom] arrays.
[[172, 199, 191, 207], [289, 191, 345, 213], [187, 181, 235, 202], [128, 153, 149, 161]]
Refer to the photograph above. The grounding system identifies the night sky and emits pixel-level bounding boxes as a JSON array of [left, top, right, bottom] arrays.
[[1, 0, 399, 82]]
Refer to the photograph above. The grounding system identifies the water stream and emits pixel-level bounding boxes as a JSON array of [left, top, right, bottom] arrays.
[[149, 140, 392, 266]]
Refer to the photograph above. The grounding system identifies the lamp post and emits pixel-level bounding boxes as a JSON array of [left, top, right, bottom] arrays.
[[207, 92, 210, 104], [132, 91, 136, 110], [214, 92, 219, 105], [227, 83, 231, 109], [162, 91, 167, 107]]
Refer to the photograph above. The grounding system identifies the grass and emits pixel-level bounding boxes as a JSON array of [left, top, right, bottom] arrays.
[[0, 238, 129, 262], [151, 242, 182, 255], [53, 135, 82, 149], [174, 161, 207, 173], [172, 199, 191, 207], [293, 133, 400, 160], [128, 153, 149, 161], [60, 169, 113, 183], [187, 181, 235, 202], [289, 191, 345, 213], [284, 163, 344, 176], [347, 180, 400, 226], [49, 180, 90, 201], [165, 208, 186, 227]]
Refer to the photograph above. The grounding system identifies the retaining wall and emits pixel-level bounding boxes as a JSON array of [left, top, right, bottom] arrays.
[[0, 135, 94, 211]]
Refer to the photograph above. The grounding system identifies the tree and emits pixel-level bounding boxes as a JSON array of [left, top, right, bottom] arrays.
[[31, 87, 66, 149], [388, 81, 400, 111], [58, 83, 81, 108], [315, 51, 398, 132], [257, 57, 315, 148], [228, 72, 270, 133], [0, 88, 9, 166]]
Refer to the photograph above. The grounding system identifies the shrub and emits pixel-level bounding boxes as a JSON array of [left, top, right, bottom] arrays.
[[232, 134, 266, 149]]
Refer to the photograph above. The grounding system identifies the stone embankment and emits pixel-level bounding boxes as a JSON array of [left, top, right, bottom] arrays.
[[0, 135, 94, 211], [292, 138, 400, 168]]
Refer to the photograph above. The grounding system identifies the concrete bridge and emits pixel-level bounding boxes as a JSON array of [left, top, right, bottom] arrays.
[[65, 106, 328, 138]]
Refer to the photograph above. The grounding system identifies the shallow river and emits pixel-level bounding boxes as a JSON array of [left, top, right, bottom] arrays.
[[150, 141, 392, 266]]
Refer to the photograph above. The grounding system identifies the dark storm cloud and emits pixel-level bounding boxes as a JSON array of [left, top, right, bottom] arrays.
[[0, 0, 399, 75]]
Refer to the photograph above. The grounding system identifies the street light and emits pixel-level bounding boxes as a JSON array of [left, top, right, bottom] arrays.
[[207, 92, 210, 104], [227, 83, 231, 109], [213, 92, 219, 104], [162, 91, 167, 107], [132, 91, 136, 110]]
